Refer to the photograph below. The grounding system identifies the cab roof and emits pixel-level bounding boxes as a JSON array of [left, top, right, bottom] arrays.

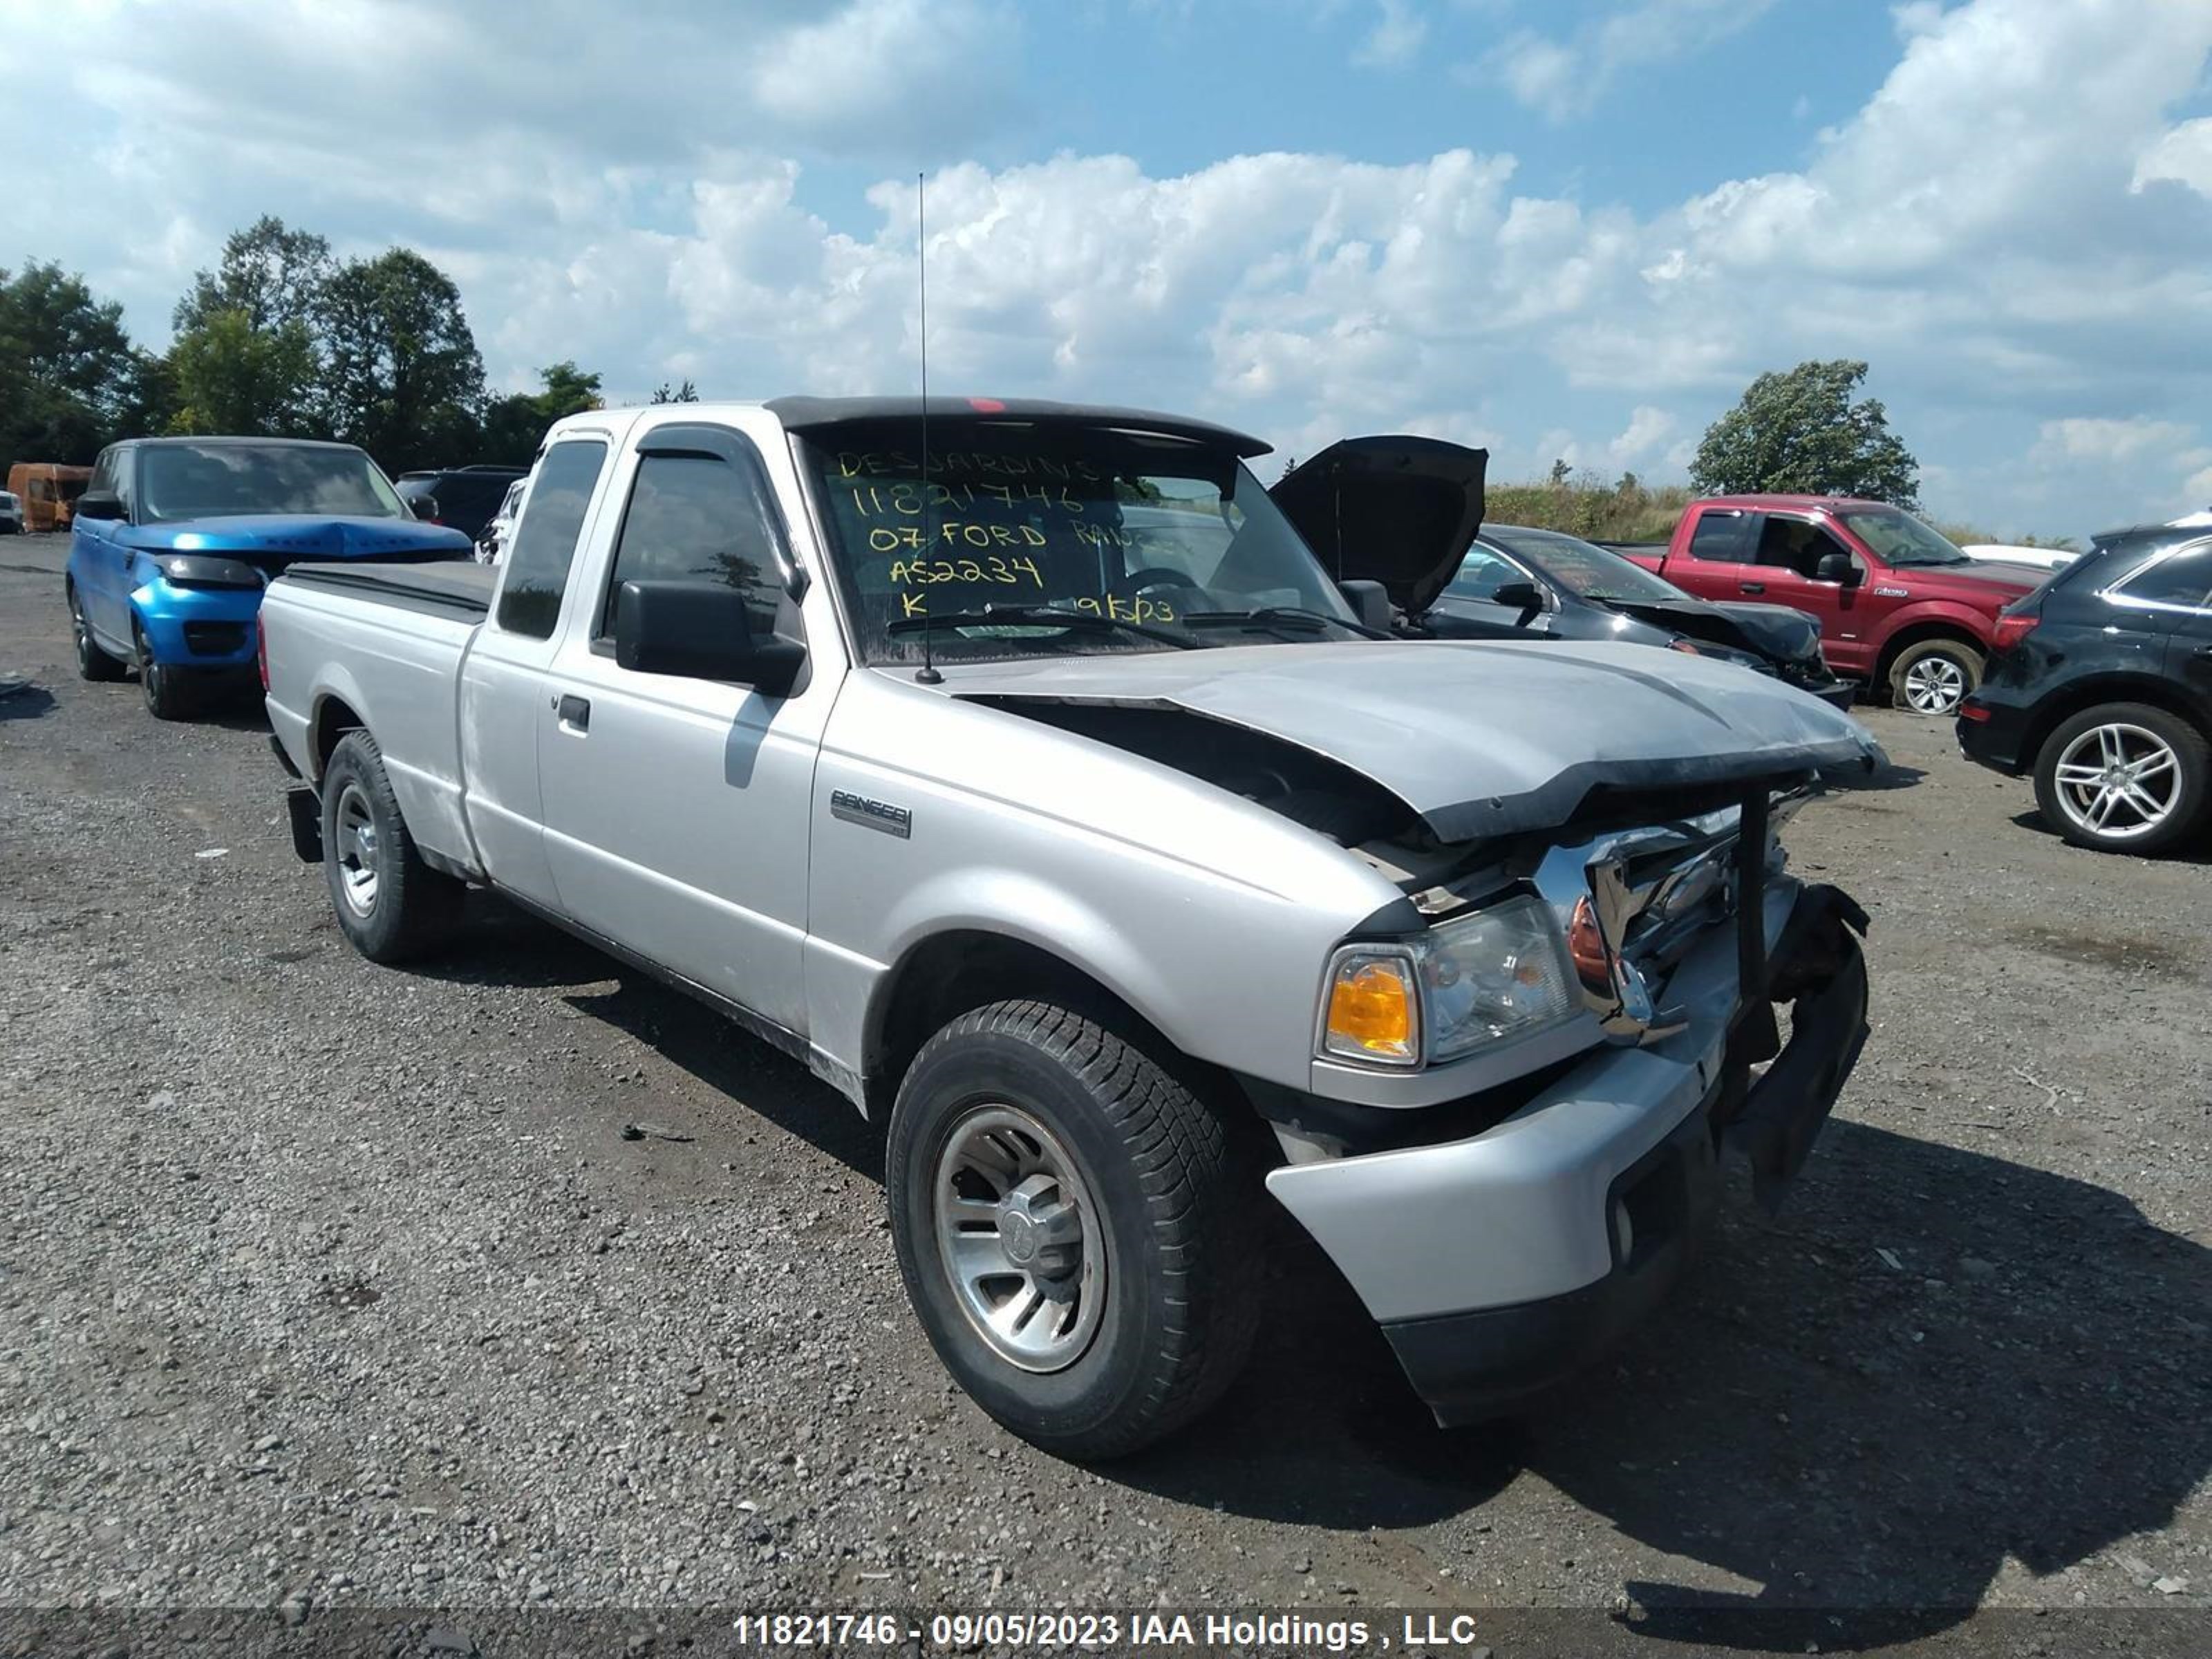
[[1696, 494, 1900, 513], [762, 395, 1271, 458]]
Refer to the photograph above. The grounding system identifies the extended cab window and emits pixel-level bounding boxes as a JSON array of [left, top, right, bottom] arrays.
[[597, 449, 792, 642], [496, 439, 607, 639], [1686, 510, 1752, 561]]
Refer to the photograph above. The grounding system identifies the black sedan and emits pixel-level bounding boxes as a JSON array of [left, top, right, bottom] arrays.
[[1438, 524, 1853, 706], [1271, 437, 1853, 709], [1958, 524, 2212, 854]]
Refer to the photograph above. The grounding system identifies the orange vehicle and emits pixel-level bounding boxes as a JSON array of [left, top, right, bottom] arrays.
[[7, 463, 93, 532]]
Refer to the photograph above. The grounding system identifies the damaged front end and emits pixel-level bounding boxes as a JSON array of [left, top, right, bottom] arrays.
[[1259, 773, 1871, 1427]]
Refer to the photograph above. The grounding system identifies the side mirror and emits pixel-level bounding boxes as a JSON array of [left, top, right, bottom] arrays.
[[1815, 551, 1863, 588], [1337, 579, 1394, 632], [614, 579, 805, 696], [1489, 579, 1547, 624], [410, 494, 442, 523], [74, 489, 125, 523]]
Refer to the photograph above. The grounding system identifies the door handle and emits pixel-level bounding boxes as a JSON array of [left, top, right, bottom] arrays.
[[555, 693, 590, 731], [1739, 581, 1766, 594]]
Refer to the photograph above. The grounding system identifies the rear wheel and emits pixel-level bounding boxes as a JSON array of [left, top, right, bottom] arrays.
[[68, 585, 125, 682], [2033, 703, 2209, 856], [133, 621, 194, 720], [886, 1000, 1262, 1459], [1888, 638, 1982, 715], [320, 730, 465, 962]]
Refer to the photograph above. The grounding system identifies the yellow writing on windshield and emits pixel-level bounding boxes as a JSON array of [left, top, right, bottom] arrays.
[[888, 555, 1046, 588], [837, 449, 1105, 483], [847, 481, 1089, 517], [869, 521, 1052, 555]]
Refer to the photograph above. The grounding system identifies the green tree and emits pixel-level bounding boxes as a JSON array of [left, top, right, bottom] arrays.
[[1691, 359, 1920, 507], [167, 308, 321, 436], [479, 360, 605, 465], [174, 216, 334, 337], [649, 378, 699, 404], [0, 261, 140, 462], [319, 248, 485, 473]]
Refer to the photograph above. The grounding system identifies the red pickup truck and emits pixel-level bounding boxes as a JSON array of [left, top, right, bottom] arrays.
[[1616, 496, 2044, 715]]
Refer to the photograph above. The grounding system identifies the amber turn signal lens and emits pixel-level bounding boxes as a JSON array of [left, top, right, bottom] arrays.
[[1323, 955, 1418, 1062]]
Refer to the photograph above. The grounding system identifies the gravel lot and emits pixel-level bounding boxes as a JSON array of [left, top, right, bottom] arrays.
[[2, 531, 2207, 1651]]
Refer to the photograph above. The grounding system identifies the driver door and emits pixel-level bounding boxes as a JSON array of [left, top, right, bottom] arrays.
[[535, 420, 834, 1038], [1742, 513, 1863, 661]]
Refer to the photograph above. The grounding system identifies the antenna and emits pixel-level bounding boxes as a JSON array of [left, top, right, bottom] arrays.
[[914, 170, 942, 686]]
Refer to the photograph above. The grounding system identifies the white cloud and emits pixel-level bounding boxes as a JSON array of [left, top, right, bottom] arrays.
[[2135, 116, 2212, 198], [751, 0, 1022, 151], [1479, 0, 1774, 122], [1352, 0, 1427, 69], [1606, 406, 1677, 468], [2037, 418, 2194, 465]]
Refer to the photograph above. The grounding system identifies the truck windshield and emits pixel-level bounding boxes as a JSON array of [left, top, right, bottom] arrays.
[[1839, 507, 1969, 568], [801, 422, 1360, 664], [138, 444, 406, 524]]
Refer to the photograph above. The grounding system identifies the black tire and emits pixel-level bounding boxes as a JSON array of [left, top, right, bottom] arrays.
[[2032, 702, 2210, 856], [1886, 637, 1981, 715], [133, 621, 194, 720], [886, 1000, 1262, 1459], [68, 585, 125, 682], [319, 730, 465, 962]]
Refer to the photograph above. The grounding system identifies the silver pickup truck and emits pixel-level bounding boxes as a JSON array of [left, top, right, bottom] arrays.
[[261, 397, 1880, 1458]]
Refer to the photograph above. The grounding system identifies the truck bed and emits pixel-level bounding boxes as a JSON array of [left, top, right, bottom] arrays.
[[280, 558, 495, 621], [262, 559, 490, 880]]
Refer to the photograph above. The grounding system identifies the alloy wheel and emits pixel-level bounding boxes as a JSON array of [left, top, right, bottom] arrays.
[[930, 1103, 1105, 1374], [1902, 653, 1969, 714], [2051, 722, 2182, 841]]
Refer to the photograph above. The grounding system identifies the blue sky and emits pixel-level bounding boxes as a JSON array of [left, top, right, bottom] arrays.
[[5, 0, 2212, 538]]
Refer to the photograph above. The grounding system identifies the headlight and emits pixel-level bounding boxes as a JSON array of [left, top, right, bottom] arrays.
[[1319, 894, 1577, 1068]]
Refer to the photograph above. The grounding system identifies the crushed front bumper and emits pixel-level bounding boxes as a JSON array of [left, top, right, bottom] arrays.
[[1266, 877, 1869, 1426]]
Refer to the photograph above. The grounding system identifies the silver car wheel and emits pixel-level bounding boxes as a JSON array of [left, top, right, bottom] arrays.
[[2051, 722, 2182, 841], [332, 782, 381, 916], [931, 1103, 1105, 1374], [1902, 653, 1969, 714]]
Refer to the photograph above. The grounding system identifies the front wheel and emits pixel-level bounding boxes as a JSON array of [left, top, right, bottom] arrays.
[[320, 730, 465, 962], [1888, 638, 1982, 715], [133, 622, 194, 720], [886, 1001, 1262, 1459], [2033, 703, 2209, 855]]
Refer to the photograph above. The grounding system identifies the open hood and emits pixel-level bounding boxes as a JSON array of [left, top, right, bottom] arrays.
[[933, 638, 1883, 843], [1271, 436, 1487, 617]]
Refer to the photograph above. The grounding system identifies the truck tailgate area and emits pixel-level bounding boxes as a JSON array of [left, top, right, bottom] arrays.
[[261, 561, 487, 877]]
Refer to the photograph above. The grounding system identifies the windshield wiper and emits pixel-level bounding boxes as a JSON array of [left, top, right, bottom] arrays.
[[1179, 606, 1391, 640], [885, 603, 1203, 650]]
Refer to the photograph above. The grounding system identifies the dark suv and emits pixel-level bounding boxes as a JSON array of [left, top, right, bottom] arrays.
[[393, 465, 526, 545], [1958, 525, 2212, 854]]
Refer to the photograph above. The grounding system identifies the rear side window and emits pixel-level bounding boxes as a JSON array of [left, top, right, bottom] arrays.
[[496, 440, 606, 638], [1687, 509, 1753, 561], [595, 450, 789, 641], [2114, 544, 2212, 611]]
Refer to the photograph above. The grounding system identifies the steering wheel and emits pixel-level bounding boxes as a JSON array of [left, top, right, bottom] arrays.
[[1113, 565, 1201, 596]]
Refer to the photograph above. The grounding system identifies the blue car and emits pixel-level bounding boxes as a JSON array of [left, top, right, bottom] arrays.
[[65, 436, 473, 718]]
